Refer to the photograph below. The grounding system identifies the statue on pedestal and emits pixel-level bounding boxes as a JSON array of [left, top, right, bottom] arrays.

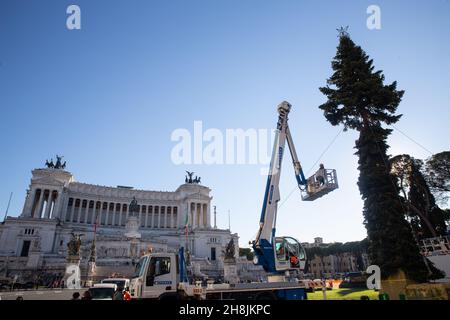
[[222, 238, 239, 284], [224, 238, 236, 262], [125, 197, 141, 239], [67, 233, 83, 257], [129, 197, 139, 217]]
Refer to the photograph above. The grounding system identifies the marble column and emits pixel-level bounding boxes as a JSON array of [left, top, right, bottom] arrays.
[[53, 191, 64, 220], [44, 190, 52, 219], [150, 207, 154, 228], [200, 203, 205, 228], [157, 207, 161, 228], [118, 204, 122, 226], [35, 189, 44, 219], [22, 189, 32, 217], [206, 204, 211, 228], [163, 207, 168, 228], [124, 204, 129, 226], [77, 199, 83, 223], [103, 203, 109, 226], [98, 202, 103, 225], [193, 202, 197, 229], [144, 207, 149, 228], [69, 198, 75, 222], [90, 201, 96, 224]]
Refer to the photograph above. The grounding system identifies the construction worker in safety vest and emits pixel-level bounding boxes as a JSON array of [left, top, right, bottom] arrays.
[[123, 287, 131, 300], [289, 255, 299, 268]]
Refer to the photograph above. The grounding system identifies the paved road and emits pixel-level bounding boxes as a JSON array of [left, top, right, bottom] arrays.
[[0, 289, 86, 300]]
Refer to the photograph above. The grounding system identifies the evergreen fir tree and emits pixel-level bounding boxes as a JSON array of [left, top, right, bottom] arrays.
[[318, 29, 443, 282]]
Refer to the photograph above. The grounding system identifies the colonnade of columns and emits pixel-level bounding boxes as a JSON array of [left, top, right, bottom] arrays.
[[63, 198, 179, 229], [29, 188, 60, 219], [188, 202, 210, 229], [24, 189, 210, 231]]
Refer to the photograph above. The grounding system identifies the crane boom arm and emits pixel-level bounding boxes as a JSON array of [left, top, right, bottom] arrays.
[[252, 101, 339, 273], [286, 126, 308, 188], [253, 102, 309, 272]]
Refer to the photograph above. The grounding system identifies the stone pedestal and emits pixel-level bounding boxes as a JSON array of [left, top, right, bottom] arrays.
[[26, 237, 42, 268], [86, 261, 96, 287], [223, 259, 239, 284], [380, 269, 416, 300], [64, 255, 82, 289], [26, 252, 42, 269], [125, 216, 141, 239]]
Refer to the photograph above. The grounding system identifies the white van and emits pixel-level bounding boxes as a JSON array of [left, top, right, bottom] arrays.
[[101, 278, 130, 291], [89, 283, 117, 300]]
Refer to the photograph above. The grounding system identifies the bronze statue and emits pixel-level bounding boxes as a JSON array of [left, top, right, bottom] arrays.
[[185, 171, 194, 183], [55, 155, 63, 169], [129, 197, 139, 217], [185, 171, 201, 184], [45, 159, 55, 168], [224, 238, 235, 261], [67, 233, 83, 256], [45, 155, 66, 169]]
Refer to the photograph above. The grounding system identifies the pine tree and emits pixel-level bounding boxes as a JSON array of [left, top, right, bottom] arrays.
[[424, 151, 450, 205], [391, 154, 449, 239], [318, 29, 443, 282]]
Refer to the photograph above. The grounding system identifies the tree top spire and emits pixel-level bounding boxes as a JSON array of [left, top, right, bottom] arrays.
[[337, 26, 350, 38]]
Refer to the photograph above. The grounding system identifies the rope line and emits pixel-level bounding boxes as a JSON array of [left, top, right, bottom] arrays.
[[390, 124, 434, 156], [279, 127, 344, 208]]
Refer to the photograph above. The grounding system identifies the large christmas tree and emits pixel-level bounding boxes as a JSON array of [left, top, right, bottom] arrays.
[[318, 29, 442, 282]]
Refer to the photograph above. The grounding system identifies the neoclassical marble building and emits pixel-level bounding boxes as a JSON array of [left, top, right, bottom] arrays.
[[0, 162, 239, 283]]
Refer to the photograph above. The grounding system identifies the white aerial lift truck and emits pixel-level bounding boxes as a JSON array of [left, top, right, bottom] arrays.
[[129, 101, 338, 300]]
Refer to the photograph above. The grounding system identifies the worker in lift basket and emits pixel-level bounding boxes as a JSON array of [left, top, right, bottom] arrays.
[[316, 164, 326, 186]]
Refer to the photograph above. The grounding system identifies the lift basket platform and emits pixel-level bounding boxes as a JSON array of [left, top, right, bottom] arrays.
[[301, 169, 338, 201]]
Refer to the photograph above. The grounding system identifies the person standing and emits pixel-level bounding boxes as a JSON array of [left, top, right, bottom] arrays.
[[316, 164, 326, 186], [113, 288, 123, 300], [71, 292, 81, 300], [123, 289, 131, 301], [81, 291, 92, 300]]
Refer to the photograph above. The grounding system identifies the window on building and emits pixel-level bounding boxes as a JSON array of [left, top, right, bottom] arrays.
[[20, 240, 31, 257], [211, 247, 216, 261]]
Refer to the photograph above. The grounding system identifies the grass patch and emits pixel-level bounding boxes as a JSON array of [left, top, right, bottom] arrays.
[[307, 288, 379, 300]]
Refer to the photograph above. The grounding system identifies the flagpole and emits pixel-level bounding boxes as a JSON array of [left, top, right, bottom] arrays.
[[3, 192, 13, 222]]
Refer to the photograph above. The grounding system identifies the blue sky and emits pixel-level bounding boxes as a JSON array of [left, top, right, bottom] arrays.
[[1, 0, 449, 247]]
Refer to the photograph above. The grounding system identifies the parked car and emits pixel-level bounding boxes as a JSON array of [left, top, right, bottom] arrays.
[[101, 278, 130, 291], [88, 283, 117, 300]]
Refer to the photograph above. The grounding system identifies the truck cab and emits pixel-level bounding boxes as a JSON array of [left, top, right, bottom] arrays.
[[130, 252, 180, 299]]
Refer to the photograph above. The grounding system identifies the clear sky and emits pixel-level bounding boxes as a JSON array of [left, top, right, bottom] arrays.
[[1, 1, 449, 248]]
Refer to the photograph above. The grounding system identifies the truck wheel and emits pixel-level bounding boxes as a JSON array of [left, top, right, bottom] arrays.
[[256, 292, 277, 300]]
